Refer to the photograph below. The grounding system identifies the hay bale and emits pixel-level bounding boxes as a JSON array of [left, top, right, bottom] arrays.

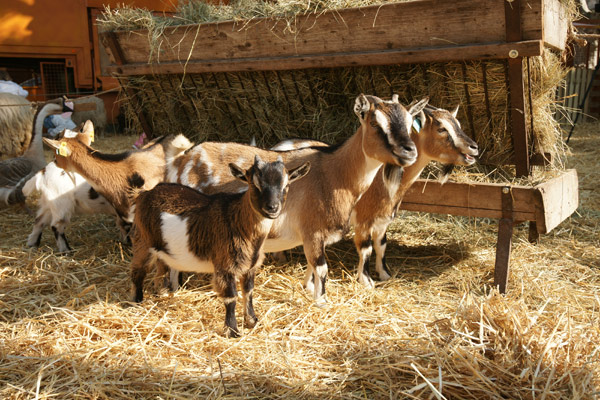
[[0, 93, 33, 158]]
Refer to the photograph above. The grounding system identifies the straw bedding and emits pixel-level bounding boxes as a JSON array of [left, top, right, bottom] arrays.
[[0, 121, 598, 398]]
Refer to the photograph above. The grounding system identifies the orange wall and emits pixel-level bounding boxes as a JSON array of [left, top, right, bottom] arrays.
[[0, 0, 178, 89]]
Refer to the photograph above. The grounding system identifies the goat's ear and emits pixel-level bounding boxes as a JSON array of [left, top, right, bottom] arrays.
[[391, 94, 400, 103], [229, 163, 247, 182], [451, 105, 460, 118], [354, 94, 370, 122], [408, 97, 429, 116], [288, 161, 311, 183], [80, 120, 95, 145], [43, 138, 72, 157]]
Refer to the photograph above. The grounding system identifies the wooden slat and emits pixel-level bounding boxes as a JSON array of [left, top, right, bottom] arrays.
[[400, 180, 538, 221], [99, 0, 568, 76], [533, 169, 579, 234], [400, 170, 579, 235], [104, 40, 544, 76]]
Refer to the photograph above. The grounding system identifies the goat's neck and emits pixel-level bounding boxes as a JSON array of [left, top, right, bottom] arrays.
[[235, 194, 273, 239], [66, 147, 130, 210], [23, 105, 53, 169], [335, 126, 382, 197], [396, 130, 433, 196]]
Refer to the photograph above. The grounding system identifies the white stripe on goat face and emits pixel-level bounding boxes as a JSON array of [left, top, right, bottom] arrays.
[[374, 110, 391, 136], [157, 212, 215, 273]]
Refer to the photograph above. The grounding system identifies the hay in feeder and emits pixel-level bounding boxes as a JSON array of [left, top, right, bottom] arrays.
[[100, 0, 577, 180], [0, 123, 598, 398]]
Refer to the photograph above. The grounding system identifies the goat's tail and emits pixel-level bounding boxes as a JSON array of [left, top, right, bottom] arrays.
[[21, 169, 42, 197], [165, 134, 193, 161]]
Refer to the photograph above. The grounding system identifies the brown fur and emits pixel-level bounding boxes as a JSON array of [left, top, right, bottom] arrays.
[[167, 95, 429, 304], [42, 121, 175, 222], [352, 105, 479, 287]]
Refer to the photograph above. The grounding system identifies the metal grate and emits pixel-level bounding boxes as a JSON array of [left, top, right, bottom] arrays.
[[40, 61, 69, 99]]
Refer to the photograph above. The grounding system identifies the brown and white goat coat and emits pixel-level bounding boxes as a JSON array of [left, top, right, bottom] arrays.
[[166, 94, 428, 304], [351, 104, 479, 287], [23, 161, 126, 252], [131, 156, 310, 337], [42, 121, 186, 225]]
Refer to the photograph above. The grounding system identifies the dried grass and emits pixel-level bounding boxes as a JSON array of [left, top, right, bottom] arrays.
[[0, 121, 598, 399], [100, 0, 575, 176]]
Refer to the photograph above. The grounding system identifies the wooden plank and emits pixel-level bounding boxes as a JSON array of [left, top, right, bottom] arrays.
[[494, 217, 513, 293], [104, 40, 544, 76], [400, 180, 538, 221], [543, 0, 570, 51], [533, 169, 579, 234], [100, 0, 565, 74]]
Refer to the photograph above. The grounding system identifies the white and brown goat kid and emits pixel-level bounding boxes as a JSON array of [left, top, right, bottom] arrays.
[[131, 155, 310, 337], [352, 103, 479, 287], [23, 161, 127, 252], [42, 121, 184, 227], [166, 94, 428, 304]]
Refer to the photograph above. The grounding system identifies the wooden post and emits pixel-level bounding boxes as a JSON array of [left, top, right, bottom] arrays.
[[494, 186, 514, 293], [505, 0, 531, 177]]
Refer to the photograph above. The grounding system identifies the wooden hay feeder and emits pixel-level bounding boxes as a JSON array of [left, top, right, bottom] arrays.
[[100, 0, 578, 293]]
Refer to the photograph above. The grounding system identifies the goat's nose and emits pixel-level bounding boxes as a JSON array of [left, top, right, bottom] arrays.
[[403, 143, 416, 153], [265, 203, 280, 213]]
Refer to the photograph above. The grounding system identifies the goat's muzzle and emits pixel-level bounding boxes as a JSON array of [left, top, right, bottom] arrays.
[[392, 143, 418, 167]]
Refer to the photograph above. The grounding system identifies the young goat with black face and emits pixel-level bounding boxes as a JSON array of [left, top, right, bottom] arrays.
[[130, 155, 310, 338]]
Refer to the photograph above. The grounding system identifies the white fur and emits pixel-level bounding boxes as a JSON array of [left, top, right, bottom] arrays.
[[23, 162, 124, 251], [156, 213, 215, 273]]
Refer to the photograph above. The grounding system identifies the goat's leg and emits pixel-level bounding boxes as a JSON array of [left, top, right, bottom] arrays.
[[304, 240, 328, 305], [214, 271, 239, 338], [130, 248, 152, 303], [354, 228, 375, 288], [153, 259, 174, 293], [115, 216, 131, 244], [373, 228, 392, 281], [27, 211, 50, 248], [51, 217, 72, 253], [240, 268, 258, 329]]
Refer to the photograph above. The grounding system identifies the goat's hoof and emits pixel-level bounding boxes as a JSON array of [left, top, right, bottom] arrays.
[[358, 275, 375, 289], [377, 272, 391, 282], [314, 297, 329, 308], [244, 316, 258, 329], [225, 326, 240, 338]]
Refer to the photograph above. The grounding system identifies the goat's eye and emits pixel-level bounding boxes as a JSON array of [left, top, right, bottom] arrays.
[[437, 128, 447, 134], [369, 120, 378, 128]]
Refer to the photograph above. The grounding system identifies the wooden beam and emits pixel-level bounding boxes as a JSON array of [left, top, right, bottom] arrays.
[[400, 170, 578, 235], [400, 179, 538, 221], [104, 40, 544, 76]]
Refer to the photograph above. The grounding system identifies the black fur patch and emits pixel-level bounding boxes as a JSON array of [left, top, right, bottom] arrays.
[[127, 173, 145, 189], [88, 148, 130, 162], [88, 187, 99, 200], [359, 239, 373, 249]]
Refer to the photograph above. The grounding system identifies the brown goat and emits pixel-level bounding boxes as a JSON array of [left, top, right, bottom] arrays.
[[131, 155, 310, 337], [352, 103, 479, 287], [42, 121, 184, 226]]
